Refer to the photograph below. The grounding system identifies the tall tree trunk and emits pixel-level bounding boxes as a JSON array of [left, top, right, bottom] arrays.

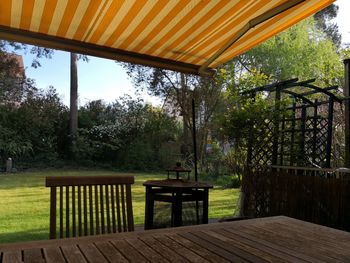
[[180, 73, 191, 161], [69, 53, 78, 158], [69, 53, 78, 135]]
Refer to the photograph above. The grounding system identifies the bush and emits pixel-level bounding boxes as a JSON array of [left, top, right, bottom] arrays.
[[216, 174, 242, 188], [0, 88, 68, 166]]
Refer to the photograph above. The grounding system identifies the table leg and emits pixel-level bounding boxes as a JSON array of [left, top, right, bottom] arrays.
[[144, 186, 154, 230], [196, 199, 200, 224], [173, 190, 183, 227], [171, 193, 175, 226], [203, 189, 209, 224]]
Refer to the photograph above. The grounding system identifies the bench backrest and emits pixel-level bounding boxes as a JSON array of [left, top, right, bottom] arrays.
[[46, 175, 134, 239]]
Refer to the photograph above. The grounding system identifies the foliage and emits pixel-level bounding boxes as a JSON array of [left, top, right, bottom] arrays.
[[230, 18, 343, 88], [0, 50, 37, 103], [216, 174, 242, 189], [219, 96, 269, 141], [121, 64, 223, 166], [73, 96, 181, 169], [214, 16, 345, 171], [0, 122, 33, 159], [0, 81, 180, 170], [314, 4, 341, 48], [0, 40, 55, 68], [222, 148, 247, 179], [0, 87, 69, 165], [201, 140, 224, 176]]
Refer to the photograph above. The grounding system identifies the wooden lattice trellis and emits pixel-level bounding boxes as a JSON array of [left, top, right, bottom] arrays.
[[244, 78, 343, 168]]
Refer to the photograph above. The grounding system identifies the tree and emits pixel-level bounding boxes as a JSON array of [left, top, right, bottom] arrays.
[[68, 52, 89, 158], [73, 96, 180, 169], [216, 16, 344, 172], [0, 87, 68, 164], [0, 48, 37, 103], [69, 53, 78, 136], [228, 18, 343, 88], [1, 41, 87, 139], [122, 64, 223, 165], [314, 4, 341, 48], [0, 40, 54, 68]]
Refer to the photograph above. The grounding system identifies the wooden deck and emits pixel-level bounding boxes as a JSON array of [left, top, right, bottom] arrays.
[[1, 216, 350, 262]]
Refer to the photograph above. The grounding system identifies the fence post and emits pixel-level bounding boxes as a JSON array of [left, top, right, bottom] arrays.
[[272, 88, 281, 165], [246, 92, 256, 166], [312, 100, 318, 165], [290, 102, 297, 165], [299, 106, 307, 166], [6, 158, 12, 172], [326, 97, 334, 168], [344, 59, 350, 168]]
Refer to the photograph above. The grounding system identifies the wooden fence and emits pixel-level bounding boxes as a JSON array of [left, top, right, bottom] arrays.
[[241, 165, 350, 231]]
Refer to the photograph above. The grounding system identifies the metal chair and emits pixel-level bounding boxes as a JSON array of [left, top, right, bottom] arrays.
[[46, 175, 134, 239]]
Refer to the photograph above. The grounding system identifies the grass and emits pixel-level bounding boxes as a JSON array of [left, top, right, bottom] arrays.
[[0, 169, 240, 244]]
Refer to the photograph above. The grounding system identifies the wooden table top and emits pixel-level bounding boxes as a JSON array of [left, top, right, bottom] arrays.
[[1, 216, 350, 262], [143, 179, 213, 189]]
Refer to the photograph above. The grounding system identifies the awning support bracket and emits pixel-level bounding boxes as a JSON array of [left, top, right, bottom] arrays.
[[199, 0, 305, 74]]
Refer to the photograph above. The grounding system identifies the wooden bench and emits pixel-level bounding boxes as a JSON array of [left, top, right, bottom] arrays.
[[46, 175, 134, 239]]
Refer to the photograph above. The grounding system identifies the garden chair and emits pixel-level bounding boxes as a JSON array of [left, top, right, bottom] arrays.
[[46, 175, 134, 239]]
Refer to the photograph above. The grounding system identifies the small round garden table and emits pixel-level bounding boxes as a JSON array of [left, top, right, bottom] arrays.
[[143, 179, 213, 229]]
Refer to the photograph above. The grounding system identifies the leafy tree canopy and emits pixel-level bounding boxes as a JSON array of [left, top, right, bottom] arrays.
[[314, 4, 341, 48], [225, 17, 343, 90]]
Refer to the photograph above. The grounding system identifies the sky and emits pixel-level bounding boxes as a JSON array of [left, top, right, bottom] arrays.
[[21, 51, 158, 106], [18, 0, 350, 107]]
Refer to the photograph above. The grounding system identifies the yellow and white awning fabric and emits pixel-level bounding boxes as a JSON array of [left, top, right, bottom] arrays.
[[0, 0, 334, 75]]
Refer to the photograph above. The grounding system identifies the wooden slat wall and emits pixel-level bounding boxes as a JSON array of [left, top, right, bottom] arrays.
[[242, 166, 350, 231], [47, 176, 134, 239]]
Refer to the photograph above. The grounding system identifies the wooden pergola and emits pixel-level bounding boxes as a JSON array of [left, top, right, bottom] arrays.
[[242, 78, 343, 168]]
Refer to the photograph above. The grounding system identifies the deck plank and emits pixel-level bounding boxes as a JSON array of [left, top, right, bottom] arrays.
[[139, 236, 190, 263], [224, 227, 324, 263], [275, 220, 350, 249], [213, 228, 306, 263], [153, 234, 210, 263], [281, 217, 350, 240], [94, 241, 128, 263], [204, 229, 294, 263], [61, 245, 87, 263], [79, 243, 108, 263], [2, 250, 22, 263], [166, 234, 230, 263], [191, 230, 268, 263], [126, 238, 168, 263], [179, 232, 249, 263], [260, 222, 350, 261], [111, 239, 148, 263], [23, 248, 45, 263], [246, 224, 345, 262], [230, 226, 326, 262], [43, 246, 66, 263]]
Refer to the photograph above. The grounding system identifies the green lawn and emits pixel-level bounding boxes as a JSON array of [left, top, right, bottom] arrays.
[[0, 170, 240, 244]]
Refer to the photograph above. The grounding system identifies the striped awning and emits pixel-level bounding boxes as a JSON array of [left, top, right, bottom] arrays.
[[0, 0, 334, 75]]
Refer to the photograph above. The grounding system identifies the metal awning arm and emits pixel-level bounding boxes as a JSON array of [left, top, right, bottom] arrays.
[[199, 0, 305, 74]]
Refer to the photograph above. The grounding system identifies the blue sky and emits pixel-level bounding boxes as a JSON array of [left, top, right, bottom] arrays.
[[18, 0, 350, 107], [21, 52, 160, 106]]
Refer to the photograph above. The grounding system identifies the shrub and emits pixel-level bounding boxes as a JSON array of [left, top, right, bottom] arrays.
[[216, 174, 242, 188]]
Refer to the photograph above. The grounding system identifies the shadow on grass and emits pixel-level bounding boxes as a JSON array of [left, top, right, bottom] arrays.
[[0, 171, 163, 190], [0, 228, 49, 244], [0, 175, 45, 190]]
